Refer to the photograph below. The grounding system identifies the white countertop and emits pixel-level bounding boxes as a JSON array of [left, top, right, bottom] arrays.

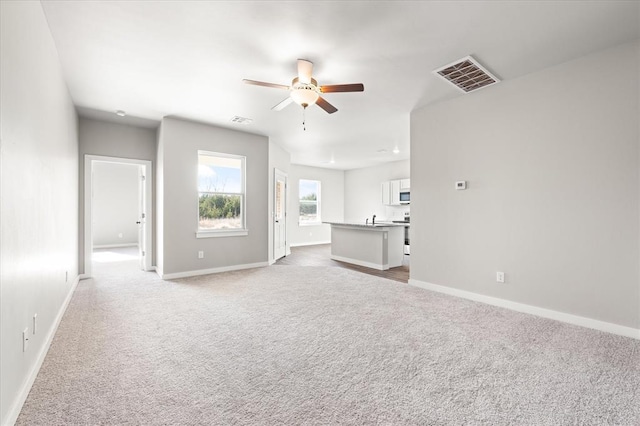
[[324, 221, 407, 229]]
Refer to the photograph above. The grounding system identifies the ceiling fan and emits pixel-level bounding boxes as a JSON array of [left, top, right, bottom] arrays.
[[243, 59, 364, 114]]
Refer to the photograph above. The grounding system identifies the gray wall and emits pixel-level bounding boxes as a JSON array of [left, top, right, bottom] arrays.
[[410, 41, 640, 329], [0, 2, 79, 423], [92, 162, 140, 247], [78, 117, 158, 271], [157, 117, 269, 275], [268, 141, 291, 261], [288, 164, 345, 246], [344, 160, 410, 223]]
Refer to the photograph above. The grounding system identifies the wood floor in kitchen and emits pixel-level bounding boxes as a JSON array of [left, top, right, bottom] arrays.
[[276, 244, 410, 283]]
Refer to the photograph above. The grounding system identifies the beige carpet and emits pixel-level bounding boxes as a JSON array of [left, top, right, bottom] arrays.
[[17, 255, 640, 425]]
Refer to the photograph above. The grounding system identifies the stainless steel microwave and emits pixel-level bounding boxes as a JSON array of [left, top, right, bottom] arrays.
[[400, 190, 410, 204]]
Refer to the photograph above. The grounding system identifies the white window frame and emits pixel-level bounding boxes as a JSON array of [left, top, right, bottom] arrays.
[[298, 179, 321, 226], [196, 151, 248, 238]]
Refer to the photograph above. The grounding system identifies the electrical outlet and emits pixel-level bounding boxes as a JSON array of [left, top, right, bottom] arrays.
[[496, 271, 505, 283], [33, 314, 37, 334], [23, 328, 29, 352], [198, 251, 204, 259]]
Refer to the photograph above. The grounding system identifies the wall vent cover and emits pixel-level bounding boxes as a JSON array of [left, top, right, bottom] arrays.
[[433, 55, 499, 93], [230, 116, 253, 125]]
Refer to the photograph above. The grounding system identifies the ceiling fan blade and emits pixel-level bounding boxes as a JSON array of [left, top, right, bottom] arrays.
[[297, 59, 313, 84], [243, 79, 289, 90], [271, 97, 293, 111], [320, 83, 365, 93], [316, 96, 338, 114]]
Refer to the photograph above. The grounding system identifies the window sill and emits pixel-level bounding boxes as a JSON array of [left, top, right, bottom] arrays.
[[196, 229, 248, 238], [299, 222, 323, 227]]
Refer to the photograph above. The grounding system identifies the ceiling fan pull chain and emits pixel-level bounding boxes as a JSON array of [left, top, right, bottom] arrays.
[[302, 107, 306, 131]]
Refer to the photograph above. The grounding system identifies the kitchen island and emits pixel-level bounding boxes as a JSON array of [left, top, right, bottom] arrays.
[[325, 222, 405, 270]]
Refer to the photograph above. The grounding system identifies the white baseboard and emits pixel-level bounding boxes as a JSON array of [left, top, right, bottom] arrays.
[[93, 243, 138, 249], [159, 261, 269, 280], [290, 240, 331, 248], [409, 279, 640, 340], [331, 255, 387, 271], [4, 275, 80, 426]]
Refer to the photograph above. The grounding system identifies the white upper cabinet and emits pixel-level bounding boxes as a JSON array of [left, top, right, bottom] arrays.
[[382, 179, 409, 206], [390, 180, 401, 205], [381, 181, 391, 205]]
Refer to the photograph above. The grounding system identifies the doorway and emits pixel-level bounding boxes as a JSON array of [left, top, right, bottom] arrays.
[[274, 169, 288, 261], [84, 155, 153, 277]]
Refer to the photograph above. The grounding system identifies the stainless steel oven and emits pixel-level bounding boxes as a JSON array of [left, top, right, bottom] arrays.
[[403, 212, 410, 255], [394, 213, 410, 255]]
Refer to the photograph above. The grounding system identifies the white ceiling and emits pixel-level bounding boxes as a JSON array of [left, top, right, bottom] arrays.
[[41, 1, 639, 170]]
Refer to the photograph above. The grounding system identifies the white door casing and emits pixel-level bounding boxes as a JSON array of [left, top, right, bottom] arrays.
[[83, 155, 153, 277], [274, 169, 287, 261]]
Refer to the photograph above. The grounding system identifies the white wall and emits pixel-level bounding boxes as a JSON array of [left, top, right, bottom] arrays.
[[156, 117, 269, 276], [79, 118, 157, 270], [344, 160, 410, 223], [410, 41, 640, 331], [0, 2, 79, 424], [268, 142, 291, 261], [288, 165, 344, 246], [92, 162, 140, 247]]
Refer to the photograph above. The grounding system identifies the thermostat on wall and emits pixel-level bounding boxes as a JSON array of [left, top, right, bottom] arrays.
[[456, 181, 467, 190]]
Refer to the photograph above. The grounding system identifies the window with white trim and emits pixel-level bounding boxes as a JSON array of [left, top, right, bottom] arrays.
[[299, 179, 321, 225], [197, 151, 246, 236]]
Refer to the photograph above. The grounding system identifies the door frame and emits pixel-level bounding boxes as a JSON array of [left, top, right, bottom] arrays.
[[84, 155, 153, 277], [273, 168, 288, 261]]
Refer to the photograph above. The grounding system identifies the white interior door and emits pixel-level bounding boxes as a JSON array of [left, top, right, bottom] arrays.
[[274, 169, 287, 260], [137, 166, 146, 270]]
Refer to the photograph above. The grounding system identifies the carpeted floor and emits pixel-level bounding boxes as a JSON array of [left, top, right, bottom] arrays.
[[17, 254, 640, 425]]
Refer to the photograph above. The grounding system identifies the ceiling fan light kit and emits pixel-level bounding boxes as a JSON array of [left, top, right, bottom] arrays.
[[289, 77, 320, 108]]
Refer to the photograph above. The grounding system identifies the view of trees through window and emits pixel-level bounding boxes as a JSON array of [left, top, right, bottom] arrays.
[[299, 179, 320, 224], [198, 152, 245, 230]]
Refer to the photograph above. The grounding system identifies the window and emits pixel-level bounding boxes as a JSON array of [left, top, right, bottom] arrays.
[[197, 151, 246, 237], [299, 179, 321, 225]]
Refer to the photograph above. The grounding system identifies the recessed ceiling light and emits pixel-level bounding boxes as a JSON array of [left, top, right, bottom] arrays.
[[392, 147, 400, 154], [329, 158, 335, 164], [115, 110, 126, 117]]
